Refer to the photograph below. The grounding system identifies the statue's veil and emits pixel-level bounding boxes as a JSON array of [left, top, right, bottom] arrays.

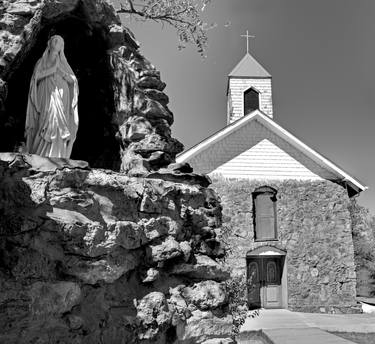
[[38, 35, 78, 111], [39, 36, 75, 80]]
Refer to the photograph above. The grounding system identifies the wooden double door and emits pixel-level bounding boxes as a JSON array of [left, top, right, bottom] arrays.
[[247, 257, 283, 309]]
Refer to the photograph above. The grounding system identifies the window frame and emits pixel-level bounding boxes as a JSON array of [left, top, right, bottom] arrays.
[[252, 186, 278, 242]]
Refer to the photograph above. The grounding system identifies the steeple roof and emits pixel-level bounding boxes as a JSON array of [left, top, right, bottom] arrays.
[[229, 53, 271, 78]]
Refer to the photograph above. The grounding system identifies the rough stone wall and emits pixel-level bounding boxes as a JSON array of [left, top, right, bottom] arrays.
[[0, 0, 183, 173], [211, 177, 359, 313], [0, 153, 231, 344], [0, 1, 233, 342], [349, 199, 375, 297]]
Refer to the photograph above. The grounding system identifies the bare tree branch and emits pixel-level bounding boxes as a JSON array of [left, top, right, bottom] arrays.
[[116, 0, 212, 56]]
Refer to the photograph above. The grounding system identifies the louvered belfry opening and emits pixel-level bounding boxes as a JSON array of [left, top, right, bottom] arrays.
[[244, 87, 260, 115]]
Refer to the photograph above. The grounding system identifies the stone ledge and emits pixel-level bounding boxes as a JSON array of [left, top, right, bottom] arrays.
[[0, 152, 90, 172]]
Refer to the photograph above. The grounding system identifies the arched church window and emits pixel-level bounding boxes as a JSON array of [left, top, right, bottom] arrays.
[[244, 87, 260, 115], [252, 186, 277, 241]]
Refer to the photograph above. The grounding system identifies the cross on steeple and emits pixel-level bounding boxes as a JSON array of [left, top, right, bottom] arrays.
[[241, 30, 255, 54]]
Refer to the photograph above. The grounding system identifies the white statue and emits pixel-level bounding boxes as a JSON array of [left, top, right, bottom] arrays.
[[25, 35, 79, 158]]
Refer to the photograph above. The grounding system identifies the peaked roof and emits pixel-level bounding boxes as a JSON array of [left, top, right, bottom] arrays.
[[229, 53, 271, 78], [177, 110, 367, 196]]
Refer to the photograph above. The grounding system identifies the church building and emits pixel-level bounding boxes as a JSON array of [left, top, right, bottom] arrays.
[[176, 49, 367, 313]]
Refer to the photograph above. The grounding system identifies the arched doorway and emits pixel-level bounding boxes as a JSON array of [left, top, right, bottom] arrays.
[[247, 246, 287, 309]]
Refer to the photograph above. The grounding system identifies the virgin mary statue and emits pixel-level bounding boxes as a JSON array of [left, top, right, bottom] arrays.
[[25, 35, 79, 158]]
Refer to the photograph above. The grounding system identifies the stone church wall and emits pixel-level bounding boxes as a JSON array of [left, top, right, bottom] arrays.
[[212, 177, 359, 313]]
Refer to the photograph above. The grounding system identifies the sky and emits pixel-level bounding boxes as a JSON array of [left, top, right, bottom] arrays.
[[121, 0, 375, 214]]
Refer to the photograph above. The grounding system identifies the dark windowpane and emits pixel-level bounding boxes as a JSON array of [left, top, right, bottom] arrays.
[[244, 88, 259, 115]]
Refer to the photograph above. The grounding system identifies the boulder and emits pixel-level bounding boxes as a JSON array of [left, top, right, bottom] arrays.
[[142, 216, 182, 241], [104, 221, 148, 250], [29, 281, 81, 315], [136, 292, 172, 341], [176, 310, 233, 344], [171, 255, 231, 281], [182, 281, 227, 310], [64, 250, 140, 284], [137, 75, 166, 91], [147, 236, 183, 263], [142, 267, 160, 283]]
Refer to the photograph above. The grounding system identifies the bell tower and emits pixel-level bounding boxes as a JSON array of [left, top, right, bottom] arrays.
[[227, 33, 273, 124]]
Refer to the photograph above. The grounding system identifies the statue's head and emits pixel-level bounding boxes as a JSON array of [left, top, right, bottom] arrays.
[[48, 35, 64, 54]]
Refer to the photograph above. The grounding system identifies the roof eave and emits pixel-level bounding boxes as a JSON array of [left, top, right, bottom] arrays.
[[229, 75, 272, 79], [258, 113, 367, 194], [177, 111, 367, 195], [343, 180, 368, 197]]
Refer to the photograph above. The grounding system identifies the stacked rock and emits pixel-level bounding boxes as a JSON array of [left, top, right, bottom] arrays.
[[0, 1, 233, 343]]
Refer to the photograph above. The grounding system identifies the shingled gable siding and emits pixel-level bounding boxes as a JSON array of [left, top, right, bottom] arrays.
[[188, 119, 338, 180], [211, 139, 322, 180], [212, 177, 359, 313], [228, 78, 273, 122]]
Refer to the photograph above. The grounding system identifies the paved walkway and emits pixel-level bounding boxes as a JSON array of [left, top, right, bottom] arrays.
[[239, 309, 375, 344]]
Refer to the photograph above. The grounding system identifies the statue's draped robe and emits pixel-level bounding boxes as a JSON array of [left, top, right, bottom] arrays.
[[25, 49, 78, 158]]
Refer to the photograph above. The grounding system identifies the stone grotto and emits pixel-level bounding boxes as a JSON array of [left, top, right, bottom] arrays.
[[0, 1, 233, 343]]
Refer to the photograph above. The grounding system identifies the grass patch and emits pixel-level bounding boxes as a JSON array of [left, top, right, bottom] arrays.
[[329, 332, 375, 344]]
